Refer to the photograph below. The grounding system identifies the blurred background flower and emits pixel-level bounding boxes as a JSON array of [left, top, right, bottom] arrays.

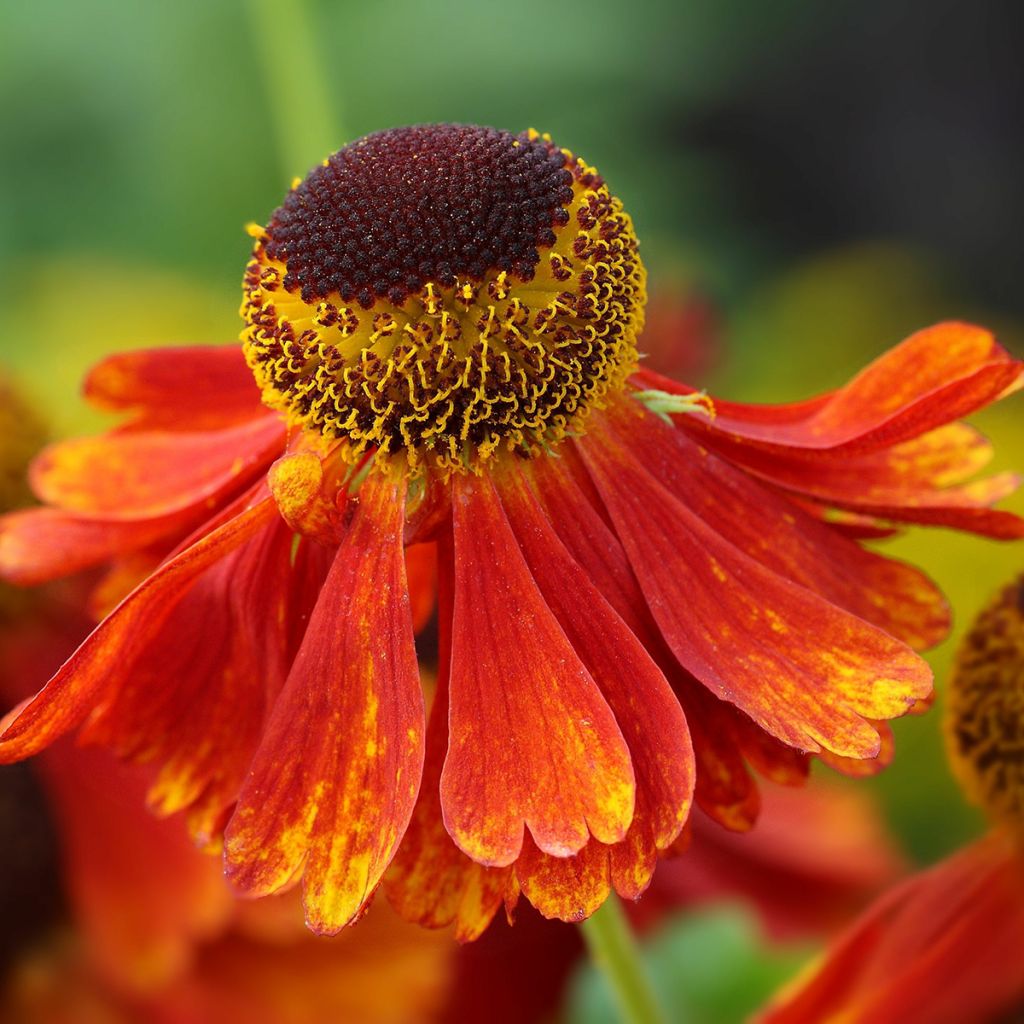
[[1, 0, 1021, 1020]]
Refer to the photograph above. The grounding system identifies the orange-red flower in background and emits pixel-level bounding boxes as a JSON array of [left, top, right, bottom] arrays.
[[757, 573, 1024, 1024], [0, 124, 1021, 938], [637, 780, 905, 941]]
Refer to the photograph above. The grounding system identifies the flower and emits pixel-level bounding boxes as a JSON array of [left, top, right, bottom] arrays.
[[0, 124, 1021, 938], [756, 572, 1024, 1024], [636, 780, 906, 941]]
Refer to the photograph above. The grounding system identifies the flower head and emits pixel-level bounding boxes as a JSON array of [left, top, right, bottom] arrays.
[[0, 124, 1022, 938], [242, 124, 644, 475]]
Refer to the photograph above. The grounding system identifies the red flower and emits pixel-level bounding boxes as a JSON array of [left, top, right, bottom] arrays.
[[757, 572, 1024, 1024], [755, 832, 1024, 1024], [1, 124, 1021, 937]]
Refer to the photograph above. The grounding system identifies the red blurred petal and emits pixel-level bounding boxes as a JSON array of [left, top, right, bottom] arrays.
[[0, 508, 195, 586], [30, 415, 284, 520], [642, 780, 905, 942], [405, 542, 438, 635], [441, 471, 635, 866], [0, 496, 277, 762], [84, 345, 266, 431], [438, 905, 583, 1024], [39, 743, 232, 992], [578, 406, 933, 759], [225, 473, 425, 934], [757, 832, 1024, 1023], [79, 516, 298, 845], [639, 287, 720, 380]]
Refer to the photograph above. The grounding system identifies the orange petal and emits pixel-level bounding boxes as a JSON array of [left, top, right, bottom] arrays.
[[84, 344, 266, 431], [499, 466, 694, 853], [578, 410, 933, 759], [440, 472, 635, 866], [267, 450, 345, 545], [0, 496, 277, 763], [638, 321, 1023, 455], [617, 401, 951, 650], [706, 430, 1024, 540], [386, 540, 511, 942], [225, 473, 425, 934], [515, 835, 611, 922], [30, 415, 285, 520], [818, 721, 895, 778]]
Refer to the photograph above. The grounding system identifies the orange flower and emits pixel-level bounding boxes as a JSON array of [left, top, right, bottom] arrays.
[[757, 574, 1024, 1024], [1, 124, 1021, 938]]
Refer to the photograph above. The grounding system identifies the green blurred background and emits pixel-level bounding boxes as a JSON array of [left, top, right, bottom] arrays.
[[1, 1, 1021, 1020]]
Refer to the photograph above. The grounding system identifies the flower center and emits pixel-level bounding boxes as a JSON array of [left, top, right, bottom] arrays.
[[946, 574, 1024, 834], [241, 124, 645, 474]]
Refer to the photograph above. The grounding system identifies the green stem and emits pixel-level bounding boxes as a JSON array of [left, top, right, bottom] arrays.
[[579, 894, 669, 1024], [246, 0, 343, 179]]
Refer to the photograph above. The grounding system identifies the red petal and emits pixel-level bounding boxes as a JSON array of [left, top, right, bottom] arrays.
[[638, 321, 1023, 455], [683, 680, 762, 831], [225, 474, 425, 934], [529, 455, 766, 829], [30, 415, 285, 520], [578, 409, 933, 759], [616, 401, 951, 650], [0, 497, 277, 762], [386, 537, 510, 942], [80, 517, 298, 846], [499, 466, 694, 853], [527, 454, 782, 830], [441, 472, 635, 866], [84, 344, 266, 431]]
